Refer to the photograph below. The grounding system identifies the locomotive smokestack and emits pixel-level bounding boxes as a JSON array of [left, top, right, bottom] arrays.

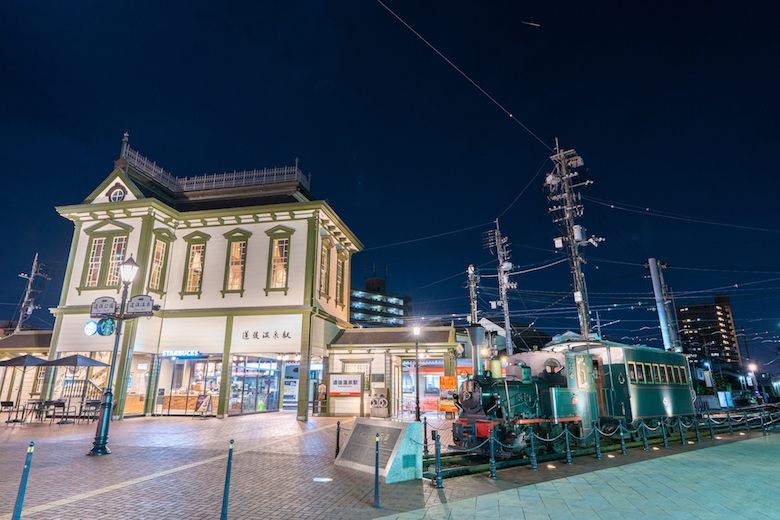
[[467, 325, 485, 378]]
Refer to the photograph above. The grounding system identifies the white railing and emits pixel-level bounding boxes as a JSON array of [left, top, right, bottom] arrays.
[[125, 146, 311, 193]]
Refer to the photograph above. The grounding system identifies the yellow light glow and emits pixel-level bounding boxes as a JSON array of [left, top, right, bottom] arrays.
[[547, 464, 556, 469], [607, 454, 615, 458], [652, 447, 660, 450]]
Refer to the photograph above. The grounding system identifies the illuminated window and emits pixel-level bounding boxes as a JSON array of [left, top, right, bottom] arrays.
[[672, 366, 681, 384], [635, 363, 645, 383], [319, 240, 332, 298], [652, 364, 661, 384], [335, 250, 348, 305], [85, 237, 105, 287], [221, 228, 251, 297], [180, 231, 210, 298], [264, 225, 295, 295], [78, 220, 133, 292], [659, 365, 668, 384], [104, 236, 127, 287], [149, 240, 167, 291]]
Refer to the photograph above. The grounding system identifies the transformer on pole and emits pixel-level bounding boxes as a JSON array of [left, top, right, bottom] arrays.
[[544, 140, 602, 340]]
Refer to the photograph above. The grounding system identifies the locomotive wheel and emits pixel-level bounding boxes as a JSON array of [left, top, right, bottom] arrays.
[[547, 424, 566, 454]]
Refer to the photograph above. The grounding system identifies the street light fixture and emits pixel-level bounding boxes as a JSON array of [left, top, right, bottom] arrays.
[[88, 256, 139, 456], [413, 326, 420, 422]]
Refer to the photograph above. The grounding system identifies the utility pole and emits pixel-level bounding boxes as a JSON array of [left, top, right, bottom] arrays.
[[647, 258, 681, 351], [545, 140, 602, 340], [484, 220, 516, 355], [466, 264, 480, 325], [15, 254, 49, 333]]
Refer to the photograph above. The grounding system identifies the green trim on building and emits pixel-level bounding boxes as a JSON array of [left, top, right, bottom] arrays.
[[297, 311, 314, 421], [77, 220, 134, 294], [218, 316, 233, 417], [264, 225, 296, 296], [147, 228, 176, 294], [221, 228, 253, 298], [304, 215, 318, 307], [83, 168, 146, 203], [180, 230, 211, 299], [58, 221, 83, 307]]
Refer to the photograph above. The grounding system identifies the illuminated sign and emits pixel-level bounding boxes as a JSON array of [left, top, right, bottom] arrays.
[[160, 350, 201, 358], [90, 297, 117, 317], [97, 318, 116, 336], [329, 373, 362, 396], [84, 321, 98, 336]]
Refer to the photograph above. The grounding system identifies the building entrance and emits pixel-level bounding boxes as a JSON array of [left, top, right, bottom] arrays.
[[229, 356, 280, 415]]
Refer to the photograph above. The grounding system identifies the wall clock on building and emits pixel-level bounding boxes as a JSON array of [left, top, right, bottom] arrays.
[[107, 183, 127, 202]]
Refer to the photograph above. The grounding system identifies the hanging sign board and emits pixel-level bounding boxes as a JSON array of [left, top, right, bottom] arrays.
[[329, 373, 362, 396], [126, 295, 154, 316], [439, 376, 458, 412], [91, 297, 117, 318]]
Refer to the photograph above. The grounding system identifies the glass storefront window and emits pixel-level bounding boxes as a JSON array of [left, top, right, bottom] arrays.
[[125, 354, 152, 415], [156, 355, 221, 416], [229, 356, 280, 415]]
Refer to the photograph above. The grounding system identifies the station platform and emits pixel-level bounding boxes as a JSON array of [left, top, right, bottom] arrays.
[[0, 412, 778, 519]]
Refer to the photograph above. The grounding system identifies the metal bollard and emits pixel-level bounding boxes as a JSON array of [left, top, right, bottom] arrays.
[[593, 422, 602, 460], [564, 425, 572, 465], [707, 410, 715, 439], [619, 424, 627, 455], [529, 429, 538, 471], [641, 420, 648, 451], [679, 418, 686, 445], [434, 432, 443, 489], [12, 442, 34, 520], [661, 420, 668, 448], [373, 434, 380, 508], [220, 440, 234, 520], [489, 429, 497, 479], [726, 410, 734, 436], [761, 409, 767, 436], [335, 421, 341, 458], [423, 417, 429, 455], [694, 415, 701, 442]]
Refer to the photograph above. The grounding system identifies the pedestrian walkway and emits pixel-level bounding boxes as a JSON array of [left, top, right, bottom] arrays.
[[0, 412, 777, 519], [374, 433, 780, 520]]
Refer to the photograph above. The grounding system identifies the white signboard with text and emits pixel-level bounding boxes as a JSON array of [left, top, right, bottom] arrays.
[[231, 314, 303, 354], [329, 373, 363, 396]]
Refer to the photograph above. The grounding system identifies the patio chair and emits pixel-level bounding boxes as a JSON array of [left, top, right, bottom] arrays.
[[1, 401, 14, 421], [23, 400, 45, 423], [51, 399, 75, 425], [78, 400, 102, 424], [39, 400, 57, 423]]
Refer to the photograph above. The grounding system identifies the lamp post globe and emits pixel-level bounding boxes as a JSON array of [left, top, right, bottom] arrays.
[[87, 256, 139, 456], [413, 327, 421, 422]]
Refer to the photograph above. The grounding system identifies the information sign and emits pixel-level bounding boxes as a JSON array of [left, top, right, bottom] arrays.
[[91, 297, 117, 318], [439, 375, 458, 413], [127, 295, 154, 315], [329, 373, 362, 396]]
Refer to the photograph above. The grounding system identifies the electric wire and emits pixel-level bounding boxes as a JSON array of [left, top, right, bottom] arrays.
[[376, 0, 553, 153]]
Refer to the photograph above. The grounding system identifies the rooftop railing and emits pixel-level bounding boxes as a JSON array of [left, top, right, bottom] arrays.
[[125, 146, 311, 193]]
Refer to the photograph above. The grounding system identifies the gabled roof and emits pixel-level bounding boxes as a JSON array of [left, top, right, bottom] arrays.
[[330, 326, 456, 347], [0, 330, 53, 352]]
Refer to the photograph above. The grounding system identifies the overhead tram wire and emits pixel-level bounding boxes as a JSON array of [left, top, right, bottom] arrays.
[[375, 0, 554, 154], [583, 196, 780, 234]]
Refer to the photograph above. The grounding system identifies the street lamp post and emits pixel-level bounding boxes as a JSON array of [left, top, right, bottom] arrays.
[[88, 257, 140, 456], [413, 327, 420, 422]]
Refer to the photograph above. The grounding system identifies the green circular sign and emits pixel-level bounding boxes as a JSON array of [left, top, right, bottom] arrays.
[[97, 318, 116, 336]]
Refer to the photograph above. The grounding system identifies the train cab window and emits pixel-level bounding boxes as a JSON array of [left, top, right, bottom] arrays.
[[679, 367, 688, 384], [652, 364, 661, 384], [659, 365, 668, 384], [628, 362, 638, 383], [544, 359, 562, 375], [635, 363, 645, 383], [672, 366, 681, 384], [643, 364, 654, 383]]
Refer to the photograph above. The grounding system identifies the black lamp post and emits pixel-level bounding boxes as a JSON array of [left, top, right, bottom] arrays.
[[414, 326, 421, 422], [88, 256, 139, 456]]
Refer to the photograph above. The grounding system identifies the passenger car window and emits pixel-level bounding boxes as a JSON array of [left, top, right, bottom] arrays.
[[659, 365, 668, 383], [643, 364, 654, 383], [672, 366, 681, 384], [628, 362, 637, 383]]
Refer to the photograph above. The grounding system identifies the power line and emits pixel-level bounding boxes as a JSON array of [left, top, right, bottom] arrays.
[[376, 0, 553, 152]]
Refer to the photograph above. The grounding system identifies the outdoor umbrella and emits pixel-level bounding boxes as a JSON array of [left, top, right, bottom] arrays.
[[39, 355, 111, 419], [0, 355, 47, 408]]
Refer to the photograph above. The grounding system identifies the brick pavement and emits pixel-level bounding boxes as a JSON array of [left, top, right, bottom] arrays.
[[0, 412, 775, 519]]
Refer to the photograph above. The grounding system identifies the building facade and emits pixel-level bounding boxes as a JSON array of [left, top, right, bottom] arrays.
[[350, 277, 412, 326], [676, 294, 742, 370], [45, 136, 362, 421]]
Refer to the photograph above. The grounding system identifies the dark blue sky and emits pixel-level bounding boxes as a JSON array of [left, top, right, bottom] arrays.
[[2, 2, 778, 364]]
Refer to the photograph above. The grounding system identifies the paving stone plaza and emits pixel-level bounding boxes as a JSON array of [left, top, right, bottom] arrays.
[[1, 412, 779, 520]]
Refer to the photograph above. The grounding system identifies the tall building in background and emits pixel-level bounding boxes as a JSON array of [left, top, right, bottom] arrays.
[[676, 294, 742, 370], [350, 275, 412, 327]]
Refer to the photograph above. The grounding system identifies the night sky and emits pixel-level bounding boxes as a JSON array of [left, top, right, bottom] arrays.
[[2, 2, 779, 365]]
